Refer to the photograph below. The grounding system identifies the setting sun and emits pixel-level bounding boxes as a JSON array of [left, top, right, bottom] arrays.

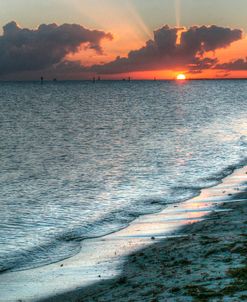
[[176, 74, 186, 80]]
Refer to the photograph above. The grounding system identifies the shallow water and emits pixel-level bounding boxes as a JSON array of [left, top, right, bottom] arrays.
[[0, 80, 247, 272]]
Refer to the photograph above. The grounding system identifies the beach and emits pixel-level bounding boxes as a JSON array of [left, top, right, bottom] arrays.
[[1, 165, 246, 301], [2, 1, 247, 301], [1, 81, 247, 302], [1, 80, 247, 277], [1, 1, 247, 300], [41, 167, 247, 302]]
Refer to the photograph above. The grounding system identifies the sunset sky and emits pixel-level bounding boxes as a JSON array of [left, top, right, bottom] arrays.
[[1, 0, 247, 79]]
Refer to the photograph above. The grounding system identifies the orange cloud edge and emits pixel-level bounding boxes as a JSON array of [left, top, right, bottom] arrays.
[[67, 26, 247, 80]]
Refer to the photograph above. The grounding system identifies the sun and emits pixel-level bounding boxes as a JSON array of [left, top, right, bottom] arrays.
[[176, 74, 186, 80]]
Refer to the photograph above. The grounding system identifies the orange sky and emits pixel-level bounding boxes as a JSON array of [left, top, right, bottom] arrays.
[[66, 33, 247, 80], [61, 0, 247, 80], [2, 0, 247, 79]]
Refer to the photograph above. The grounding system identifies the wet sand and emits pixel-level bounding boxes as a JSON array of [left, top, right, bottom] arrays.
[[67, 192, 247, 302], [1, 167, 247, 302]]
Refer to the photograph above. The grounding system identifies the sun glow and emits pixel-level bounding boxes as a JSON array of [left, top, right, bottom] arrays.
[[176, 74, 186, 80]]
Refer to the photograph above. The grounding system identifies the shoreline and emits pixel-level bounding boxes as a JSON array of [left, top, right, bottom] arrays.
[[1, 166, 247, 301], [42, 167, 247, 302]]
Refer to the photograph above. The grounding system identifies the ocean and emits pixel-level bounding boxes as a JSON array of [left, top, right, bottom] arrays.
[[1, 80, 247, 272]]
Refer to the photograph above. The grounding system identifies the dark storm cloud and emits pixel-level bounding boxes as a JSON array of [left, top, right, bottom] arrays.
[[188, 57, 219, 74], [0, 21, 112, 75], [89, 25, 242, 74], [216, 58, 247, 70], [180, 25, 242, 55], [48, 60, 85, 73], [0, 22, 243, 78]]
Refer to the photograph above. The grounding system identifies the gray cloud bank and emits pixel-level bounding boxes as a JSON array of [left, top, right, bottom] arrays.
[[0, 22, 245, 78], [89, 25, 242, 74], [0, 21, 112, 76], [217, 58, 247, 70]]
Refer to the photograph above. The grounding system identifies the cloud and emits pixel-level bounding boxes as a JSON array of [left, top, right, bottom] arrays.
[[88, 25, 242, 74], [180, 25, 242, 55], [216, 58, 247, 70], [41, 60, 87, 79], [0, 22, 243, 78], [188, 57, 219, 74], [0, 21, 112, 76]]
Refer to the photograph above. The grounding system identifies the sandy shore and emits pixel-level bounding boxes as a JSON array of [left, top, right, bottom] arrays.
[[40, 169, 247, 301], [1, 166, 247, 302]]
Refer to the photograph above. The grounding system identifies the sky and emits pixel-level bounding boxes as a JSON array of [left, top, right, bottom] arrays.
[[1, 0, 247, 79]]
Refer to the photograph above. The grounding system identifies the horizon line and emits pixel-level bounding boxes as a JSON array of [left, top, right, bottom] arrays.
[[1, 78, 247, 82]]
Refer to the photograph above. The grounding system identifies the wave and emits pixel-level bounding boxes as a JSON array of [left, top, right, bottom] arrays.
[[2, 156, 247, 274]]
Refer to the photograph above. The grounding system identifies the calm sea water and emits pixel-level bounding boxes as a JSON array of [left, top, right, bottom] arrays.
[[1, 80, 247, 272]]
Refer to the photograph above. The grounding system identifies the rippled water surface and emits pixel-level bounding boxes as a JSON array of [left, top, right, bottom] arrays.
[[1, 80, 247, 271]]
